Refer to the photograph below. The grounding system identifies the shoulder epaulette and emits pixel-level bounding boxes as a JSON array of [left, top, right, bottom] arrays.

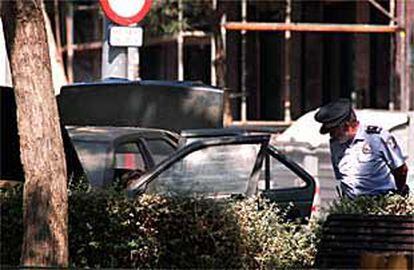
[[366, 125, 382, 134]]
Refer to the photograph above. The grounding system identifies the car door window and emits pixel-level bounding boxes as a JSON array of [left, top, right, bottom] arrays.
[[113, 142, 147, 187], [145, 138, 176, 164], [259, 154, 307, 191], [148, 143, 261, 197], [71, 141, 110, 187], [114, 142, 146, 171]]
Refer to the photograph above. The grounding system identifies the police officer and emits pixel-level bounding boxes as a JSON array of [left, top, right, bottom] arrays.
[[314, 98, 409, 199]]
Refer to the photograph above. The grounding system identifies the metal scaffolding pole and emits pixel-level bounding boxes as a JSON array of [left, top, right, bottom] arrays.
[[211, 0, 217, 86], [389, 0, 396, 110], [54, 0, 62, 54], [400, 0, 408, 111], [224, 22, 400, 33], [65, 2, 74, 83], [368, 0, 397, 23], [390, 0, 396, 23], [177, 0, 184, 81], [241, 0, 247, 123], [283, 0, 292, 122]]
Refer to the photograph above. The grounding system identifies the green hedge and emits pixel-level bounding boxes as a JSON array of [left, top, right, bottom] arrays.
[[325, 193, 414, 216], [2, 185, 413, 269], [1, 185, 317, 269], [0, 186, 23, 266]]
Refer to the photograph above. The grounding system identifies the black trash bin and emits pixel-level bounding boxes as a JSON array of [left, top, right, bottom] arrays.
[[315, 214, 414, 269]]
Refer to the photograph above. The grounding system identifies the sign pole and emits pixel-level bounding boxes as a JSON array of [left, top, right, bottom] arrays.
[[127, 22, 140, 80], [127, 46, 140, 80]]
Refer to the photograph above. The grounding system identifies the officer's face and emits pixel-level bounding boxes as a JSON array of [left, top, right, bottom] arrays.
[[329, 123, 349, 143]]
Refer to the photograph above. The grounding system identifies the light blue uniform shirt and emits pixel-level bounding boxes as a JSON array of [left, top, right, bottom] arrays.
[[330, 124, 405, 199]]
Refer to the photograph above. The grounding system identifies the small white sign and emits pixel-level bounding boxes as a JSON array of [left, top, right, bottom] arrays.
[[109, 26, 143, 47]]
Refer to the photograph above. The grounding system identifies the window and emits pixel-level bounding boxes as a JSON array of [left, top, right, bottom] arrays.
[[71, 141, 109, 186], [148, 143, 261, 197], [114, 142, 146, 171], [145, 138, 176, 164], [112, 141, 148, 188], [259, 154, 306, 191]]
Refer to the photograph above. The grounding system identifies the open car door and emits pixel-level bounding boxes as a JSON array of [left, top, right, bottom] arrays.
[[127, 135, 269, 198], [259, 144, 316, 219]]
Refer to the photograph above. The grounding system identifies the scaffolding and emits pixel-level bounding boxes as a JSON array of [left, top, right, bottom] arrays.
[[225, 0, 410, 127], [55, 0, 412, 125]]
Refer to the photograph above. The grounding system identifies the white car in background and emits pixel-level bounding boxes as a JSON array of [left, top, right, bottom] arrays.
[[272, 109, 413, 206]]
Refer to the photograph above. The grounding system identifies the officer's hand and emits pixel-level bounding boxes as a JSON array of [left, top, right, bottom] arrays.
[[397, 184, 410, 197]]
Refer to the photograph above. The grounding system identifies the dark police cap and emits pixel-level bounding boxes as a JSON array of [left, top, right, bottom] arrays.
[[314, 98, 352, 134]]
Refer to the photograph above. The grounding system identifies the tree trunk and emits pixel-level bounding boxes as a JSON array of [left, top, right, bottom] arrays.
[[212, 4, 232, 126], [1, 0, 68, 267]]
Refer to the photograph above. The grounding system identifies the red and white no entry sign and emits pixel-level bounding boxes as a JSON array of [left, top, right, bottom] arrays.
[[99, 0, 153, 26]]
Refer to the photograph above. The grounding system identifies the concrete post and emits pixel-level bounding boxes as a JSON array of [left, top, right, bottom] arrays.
[[127, 46, 140, 80], [304, 154, 320, 219], [101, 19, 128, 80]]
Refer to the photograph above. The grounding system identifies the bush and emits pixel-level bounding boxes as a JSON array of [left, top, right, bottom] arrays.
[[0, 185, 23, 266], [1, 185, 317, 269], [5, 185, 410, 268], [69, 190, 319, 269], [325, 193, 414, 216], [232, 198, 319, 269]]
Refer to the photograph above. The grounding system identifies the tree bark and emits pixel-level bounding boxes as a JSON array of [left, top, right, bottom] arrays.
[[212, 3, 232, 126], [1, 0, 68, 267]]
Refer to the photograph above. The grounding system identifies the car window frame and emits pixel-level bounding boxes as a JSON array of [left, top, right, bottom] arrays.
[[141, 136, 179, 165], [263, 144, 315, 192], [127, 134, 270, 196], [98, 135, 153, 186]]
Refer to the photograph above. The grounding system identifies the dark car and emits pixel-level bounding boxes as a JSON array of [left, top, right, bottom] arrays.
[[2, 83, 316, 218], [2, 80, 223, 183], [127, 133, 316, 219]]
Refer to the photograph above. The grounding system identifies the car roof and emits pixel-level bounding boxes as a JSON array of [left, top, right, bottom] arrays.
[[181, 127, 248, 138], [63, 79, 223, 93], [58, 80, 224, 132], [66, 126, 180, 143], [181, 127, 278, 138]]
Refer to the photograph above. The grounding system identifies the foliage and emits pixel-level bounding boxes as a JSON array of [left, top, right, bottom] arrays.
[[0, 185, 23, 266], [142, 0, 215, 36], [3, 184, 412, 268], [231, 197, 319, 269], [1, 185, 317, 269], [325, 193, 414, 216], [68, 191, 319, 269], [142, 0, 182, 36]]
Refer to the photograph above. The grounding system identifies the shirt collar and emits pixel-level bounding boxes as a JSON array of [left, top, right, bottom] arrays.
[[330, 124, 364, 146], [351, 124, 365, 144]]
